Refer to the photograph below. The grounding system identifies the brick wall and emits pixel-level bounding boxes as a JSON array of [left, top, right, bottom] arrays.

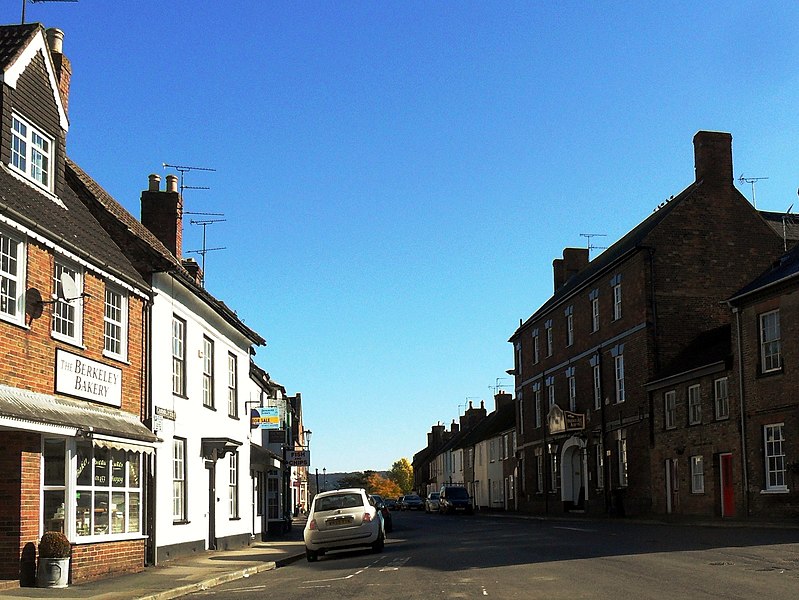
[[70, 539, 145, 583]]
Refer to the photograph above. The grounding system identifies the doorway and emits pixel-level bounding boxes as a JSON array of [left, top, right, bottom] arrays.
[[206, 460, 216, 550], [720, 453, 735, 517], [561, 438, 585, 510], [665, 459, 679, 514]]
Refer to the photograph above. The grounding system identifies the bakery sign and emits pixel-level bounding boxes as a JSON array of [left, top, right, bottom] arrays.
[[56, 349, 122, 407]]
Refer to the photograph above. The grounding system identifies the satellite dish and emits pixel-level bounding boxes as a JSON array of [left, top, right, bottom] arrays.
[[59, 272, 79, 301]]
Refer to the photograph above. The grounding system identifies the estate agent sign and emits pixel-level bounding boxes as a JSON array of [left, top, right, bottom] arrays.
[[55, 349, 122, 407]]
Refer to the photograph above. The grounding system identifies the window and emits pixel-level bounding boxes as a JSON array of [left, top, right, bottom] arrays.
[[688, 384, 701, 425], [173, 438, 186, 521], [591, 293, 600, 332], [612, 283, 622, 320], [535, 449, 543, 493], [229, 452, 239, 518], [550, 452, 558, 491], [764, 424, 787, 491], [595, 443, 604, 489], [103, 285, 127, 360], [533, 385, 542, 428], [690, 455, 704, 493], [489, 439, 496, 462], [518, 392, 524, 436], [514, 342, 521, 374], [614, 354, 625, 403], [664, 390, 676, 429], [760, 310, 781, 373], [0, 228, 24, 324], [508, 475, 515, 500], [52, 259, 82, 344], [548, 381, 556, 409], [533, 331, 540, 364], [714, 377, 729, 420], [565, 306, 574, 346], [546, 321, 553, 356], [42, 439, 66, 533], [593, 363, 602, 409], [227, 352, 238, 417], [172, 316, 186, 396], [75, 441, 142, 537], [202, 336, 215, 409], [568, 373, 576, 411], [10, 113, 53, 191], [617, 432, 628, 487]]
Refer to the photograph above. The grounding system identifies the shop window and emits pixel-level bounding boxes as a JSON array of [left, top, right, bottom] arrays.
[[43, 439, 66, 533]]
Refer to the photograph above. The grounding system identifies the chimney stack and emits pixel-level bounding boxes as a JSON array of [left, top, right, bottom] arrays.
[[46, 28, 71, 115], [141, 174, 183, 258], [553, 247, 589, 291], [182, 258, 203, 286], [693, 131, 733, 187]]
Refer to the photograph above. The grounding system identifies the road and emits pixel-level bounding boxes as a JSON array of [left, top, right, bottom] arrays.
[[189, 510, 799, 599]]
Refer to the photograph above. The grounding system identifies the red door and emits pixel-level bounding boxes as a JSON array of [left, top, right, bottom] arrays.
[[720, 453, 735, 517]]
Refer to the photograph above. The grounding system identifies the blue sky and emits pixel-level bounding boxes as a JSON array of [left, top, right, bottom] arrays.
[[7, 1, 799, 472]]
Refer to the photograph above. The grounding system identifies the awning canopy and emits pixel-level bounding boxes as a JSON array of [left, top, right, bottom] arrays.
[[250, 442, 281, 470], [0, 383, 159, 448]]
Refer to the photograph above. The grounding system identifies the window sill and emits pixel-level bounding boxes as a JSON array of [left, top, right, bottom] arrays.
[[172, 520, 191, 525], [0, 313, 29, 330], [52, 333, 85, 349], [173, 393, 189, 400], [229, 517, 241, 521], [102, 350, 130, 365], [758, 368, 784, 379], [204, 405, 217, 411], [760, 488, 790, 495]]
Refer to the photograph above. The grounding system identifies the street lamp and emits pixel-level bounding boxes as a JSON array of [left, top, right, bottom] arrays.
[[323, 467, 327, 491]]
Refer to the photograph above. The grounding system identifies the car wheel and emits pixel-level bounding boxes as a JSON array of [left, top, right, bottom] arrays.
[[306, 548, 318, 562], [372, 531, 385, 553]]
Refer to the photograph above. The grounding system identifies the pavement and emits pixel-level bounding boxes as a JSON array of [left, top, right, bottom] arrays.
[[0, 516, 308, 600]]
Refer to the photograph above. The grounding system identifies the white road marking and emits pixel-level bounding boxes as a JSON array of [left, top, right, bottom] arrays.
[[302, 556, 385, 585], [553, 526, 597, 532], [379, 557, 410, 571]]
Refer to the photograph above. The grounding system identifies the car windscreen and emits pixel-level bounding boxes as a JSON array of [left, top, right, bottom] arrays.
[[315, 493, 362, 512], [446, 487, 469, 499]]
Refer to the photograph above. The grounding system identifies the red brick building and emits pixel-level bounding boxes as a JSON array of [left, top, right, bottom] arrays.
[[508, 131, 784, 517], [0, 24, 156, 587]]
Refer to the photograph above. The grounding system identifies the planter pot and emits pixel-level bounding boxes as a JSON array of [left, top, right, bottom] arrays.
[[37, 557, 70, 588]]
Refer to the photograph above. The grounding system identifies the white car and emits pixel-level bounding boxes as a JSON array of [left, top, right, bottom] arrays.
[[425, 492, 440, 513], [303, 488, 385, 562]]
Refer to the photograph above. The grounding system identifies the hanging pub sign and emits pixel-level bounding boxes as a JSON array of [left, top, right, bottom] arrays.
[[55, 349, 122, 407], [250, 407, 280, 430], [286, 450, 310, 466], [547, 404, 585, 434], [268, 429, 286, 444]]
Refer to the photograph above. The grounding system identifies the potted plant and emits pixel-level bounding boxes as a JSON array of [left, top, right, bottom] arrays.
[[37, 531, 71, 588]]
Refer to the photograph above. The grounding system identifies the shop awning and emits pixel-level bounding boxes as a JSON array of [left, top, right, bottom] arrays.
[[0, 383, 159, 449], [250, 442, 281, 470]]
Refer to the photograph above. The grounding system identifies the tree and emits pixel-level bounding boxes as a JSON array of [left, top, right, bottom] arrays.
[[337, 472, 368, 490], [388, 458, 413, 493], [367, 472, 402, 498]]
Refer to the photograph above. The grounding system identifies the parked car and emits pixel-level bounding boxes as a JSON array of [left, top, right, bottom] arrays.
[[383, 498, 399, 511], [369, 494, 393, 533], [425, 492, 440, 513], [400, 494, 424, 510], [439, 485, 473, 514], [303, 488, 385, 562]]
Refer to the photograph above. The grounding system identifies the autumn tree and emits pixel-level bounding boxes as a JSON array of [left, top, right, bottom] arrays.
[[366, 472, 402, 498], [387, 458, 413, 493]]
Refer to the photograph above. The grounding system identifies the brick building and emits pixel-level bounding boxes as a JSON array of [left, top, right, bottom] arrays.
[[0, 24, 157, 586], [508, 131, 784, 517]]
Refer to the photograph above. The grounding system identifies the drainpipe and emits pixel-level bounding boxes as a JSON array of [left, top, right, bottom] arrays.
[[143, 293, 156, 565], [733, 306, 750, 516]]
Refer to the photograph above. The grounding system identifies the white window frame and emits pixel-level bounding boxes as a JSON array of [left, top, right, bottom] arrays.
[[0, 228, 25, 325], [535, 450, 544, 493], [688, 384, 702, 425], [714, 377, 729, 420], [10, 113, 53, 192], [518, 392, 524, 436], [550, 452, 558, 491], [228, 352, 238, 418], [595, 442, 604, 489], [534, 386, 542, 428], [548, 383, 556, 409], [760, 310, 781, 373], [764, 424, 787, 492], [568, 374, 576, 411], [229, 451, 239, 518], [202, 336, 215, 409], [690, 455, 704, 493], [593, 364, 602, 410], [566, 313, 574, 347], [614, 355, 625, 403], [103, 285, 128, 361], [617, 432, 628, 487], [664, 390, 676, 429], [52, 258, 83, 345], [546, 325, 553, 357], [612, 283, 622, 321], [591, 297, 600, 332], [514, 342, 522, 374], [173, 438, 186, 522], [533, 333, 540, 364], [172, 315, 186, 396]]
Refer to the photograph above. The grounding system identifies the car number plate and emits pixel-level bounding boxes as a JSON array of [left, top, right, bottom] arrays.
[[326, 515, 354, 526]]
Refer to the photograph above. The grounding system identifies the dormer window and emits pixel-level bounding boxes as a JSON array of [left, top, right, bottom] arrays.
[[11, 114, 53, 192]]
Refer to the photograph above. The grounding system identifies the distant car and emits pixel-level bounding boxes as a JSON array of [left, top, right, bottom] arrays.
[[401, 494, 424, 511], [425, 492, 440, 513], [383, 498, 399, 511], [438, 485, 473, 514], [369, 494, 393, 533], [304, 488, 385, 562]]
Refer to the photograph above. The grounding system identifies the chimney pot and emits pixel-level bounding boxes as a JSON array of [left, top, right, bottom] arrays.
[[46, 28, 64, 54], [148, 174, 161, 192], [166, 174, 179, 193]]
